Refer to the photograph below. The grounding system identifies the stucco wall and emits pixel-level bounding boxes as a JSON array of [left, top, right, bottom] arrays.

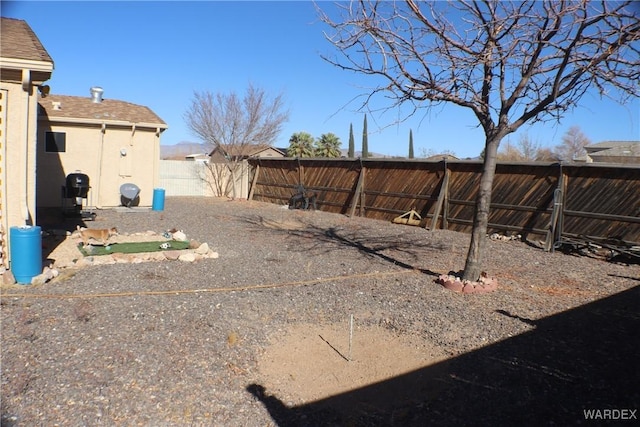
[[1, 81, 38, 229], [36, 122, 160, 208]]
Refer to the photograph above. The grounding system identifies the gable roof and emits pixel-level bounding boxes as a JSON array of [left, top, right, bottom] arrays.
[[0, 17, 53, 63], [38, 94, 167, 129], [210, 144, 285, 158], [585, 141, 640, 153]]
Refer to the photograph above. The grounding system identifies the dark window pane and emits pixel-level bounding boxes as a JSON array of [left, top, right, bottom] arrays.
[[45, 132, 66, 152]]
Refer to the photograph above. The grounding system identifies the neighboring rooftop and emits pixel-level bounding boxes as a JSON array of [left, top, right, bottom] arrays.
[[579, 141, 640, 164], [210, 144, 286, 158], [38, 93, 167, 128], [584, 140, 639, 153]]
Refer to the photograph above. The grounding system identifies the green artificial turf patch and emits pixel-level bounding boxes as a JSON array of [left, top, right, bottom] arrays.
[[77, 240, 191, 257]]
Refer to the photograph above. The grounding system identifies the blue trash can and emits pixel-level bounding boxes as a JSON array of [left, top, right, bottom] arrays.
[[152, 188, 165, 211], [10, 226, 42, 284]]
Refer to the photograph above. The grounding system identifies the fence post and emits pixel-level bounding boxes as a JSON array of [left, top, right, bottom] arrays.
[[349, 159, 366, 217], [430, 160, 450, 230], [545, 163, 567, 252], [248, 161, 260, 201], [297, 157, 304, 187]]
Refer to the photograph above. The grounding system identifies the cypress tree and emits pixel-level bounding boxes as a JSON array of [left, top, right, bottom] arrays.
[[409, 129, 414, 159], [348, 123, 355, 158], [362, 114, 369, 158]]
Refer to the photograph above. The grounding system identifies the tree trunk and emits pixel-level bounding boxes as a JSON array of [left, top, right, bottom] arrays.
[[228, 162, 238, 200], [462, 137, 501, 281]]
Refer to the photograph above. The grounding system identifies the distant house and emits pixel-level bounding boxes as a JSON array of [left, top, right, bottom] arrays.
[[185, 153, 210, 163], [209, 144, 285, 162], [577, 141, 640, 164], [37, 89, 168, 208], [0, 17, 54, 268], [425, 154, 459, 161]]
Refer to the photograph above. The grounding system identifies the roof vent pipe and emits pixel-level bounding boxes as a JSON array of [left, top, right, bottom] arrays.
[[90, 86, 104, 103]]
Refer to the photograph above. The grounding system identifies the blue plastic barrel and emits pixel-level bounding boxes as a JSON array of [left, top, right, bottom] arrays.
[[152, 188, 165, 211], [10, 226, 42, 285]]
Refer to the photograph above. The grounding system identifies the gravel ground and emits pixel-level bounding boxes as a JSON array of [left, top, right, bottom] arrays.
[[1, 197, 638, 426]]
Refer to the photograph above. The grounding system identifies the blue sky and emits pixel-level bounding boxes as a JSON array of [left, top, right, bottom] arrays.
[[4, 1, 639, 159]]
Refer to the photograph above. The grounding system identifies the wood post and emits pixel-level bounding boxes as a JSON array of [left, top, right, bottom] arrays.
[[545, 165, 567, 252], [349, 163, 365, 217], [248, 163, 260, 201], [431, 164, 450, 230]]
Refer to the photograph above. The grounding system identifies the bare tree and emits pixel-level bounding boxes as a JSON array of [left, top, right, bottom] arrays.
[[497, 134, 546, 161], [184, 84, 289, 198], [555, 125, 592, 161], [319, 0, 640, 281], [419, 148, 457, 159], [535, 147, 559, 162], [496, 140, 525, 161]]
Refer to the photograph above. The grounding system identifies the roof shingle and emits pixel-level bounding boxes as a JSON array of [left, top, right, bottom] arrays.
[[38, 94, 167, 128], [0, 17, 53, 64]]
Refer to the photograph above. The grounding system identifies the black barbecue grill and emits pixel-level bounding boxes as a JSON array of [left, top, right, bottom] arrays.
[[61, 172, 96, 220]]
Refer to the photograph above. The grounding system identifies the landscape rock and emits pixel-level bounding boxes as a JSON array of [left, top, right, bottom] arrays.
[[163, 250, 182, 260], [2, 270, 16, 285], [195, 242, 210, 255], [172, 230, 187, 241], [148, 252, 167, 261], [30, 267, 58, 285], [178, 252, 197, 262], [111, 253, 134, 263], [438, 274, 499, 294], [74, 257, 94, 268]]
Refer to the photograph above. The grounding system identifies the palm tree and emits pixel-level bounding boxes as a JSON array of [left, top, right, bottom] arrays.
[[316, 133, 342, 157], [287, 132, 315, 157]]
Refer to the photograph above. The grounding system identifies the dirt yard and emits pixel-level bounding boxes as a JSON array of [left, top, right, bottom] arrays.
[[1, 197, 638, 426]]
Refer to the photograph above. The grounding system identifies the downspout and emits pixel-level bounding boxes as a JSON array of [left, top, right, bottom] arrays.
[[94, 122, 106, 208], [0, 90, 8, 267], [153, 127, 160, 188], [21, 69, 32, 224]]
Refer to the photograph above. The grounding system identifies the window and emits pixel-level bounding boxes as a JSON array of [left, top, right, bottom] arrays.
[[45, 131, 66, 152]]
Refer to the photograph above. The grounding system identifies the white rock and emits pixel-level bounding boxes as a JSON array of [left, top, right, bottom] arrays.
[[195, 243, 210, 255], [172, 231, 187, 241], [31, 274, 48, 286], [178, 252, 197, 262]]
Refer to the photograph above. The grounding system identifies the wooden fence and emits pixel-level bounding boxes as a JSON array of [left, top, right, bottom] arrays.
[[247, 158, 640, 254]]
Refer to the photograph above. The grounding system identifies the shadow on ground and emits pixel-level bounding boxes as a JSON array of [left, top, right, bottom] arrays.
[[249, 285, 640, 426], [37, 207, 92, 266], [244, 215, 443, 277]]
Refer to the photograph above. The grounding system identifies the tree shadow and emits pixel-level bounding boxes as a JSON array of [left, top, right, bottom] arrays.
[[248, 285, 640, 426], [242, 215, 444, 277]]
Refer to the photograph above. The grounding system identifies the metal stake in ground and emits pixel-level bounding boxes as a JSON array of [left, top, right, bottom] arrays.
[[348, 314, 354, 362]]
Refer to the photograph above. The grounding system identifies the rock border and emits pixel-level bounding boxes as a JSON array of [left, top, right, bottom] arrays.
[[437, 273, 499, 294], [3, 230, 219, 286]]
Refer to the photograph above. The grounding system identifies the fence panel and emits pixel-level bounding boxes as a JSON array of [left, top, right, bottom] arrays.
[[159, 160, 208, 196], [248, 158, 640, 248]]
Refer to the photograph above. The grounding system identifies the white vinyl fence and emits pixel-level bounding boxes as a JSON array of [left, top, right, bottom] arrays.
[[159, 160, 249, 198]]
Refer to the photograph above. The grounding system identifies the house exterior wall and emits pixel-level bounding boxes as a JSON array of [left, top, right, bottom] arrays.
[[1, 81, 39, 230], [36, 122, 161, 208]]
